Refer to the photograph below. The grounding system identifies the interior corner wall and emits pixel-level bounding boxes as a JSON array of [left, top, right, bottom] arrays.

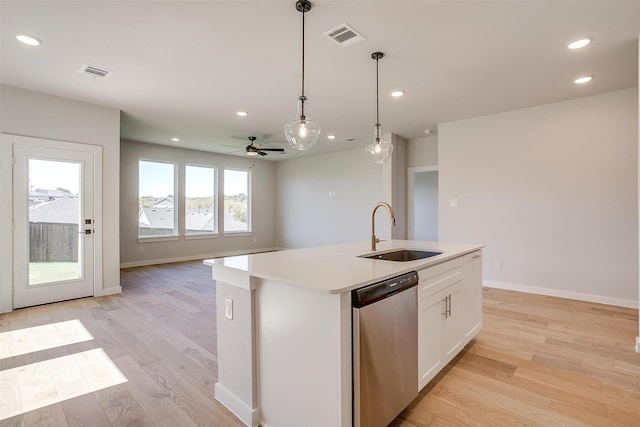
[[275, 147, 383, 249], [439, 87, 639, 307], [119, 140, 276, 266], [383, 134, 407, 240], [0, 85, 121, 312]]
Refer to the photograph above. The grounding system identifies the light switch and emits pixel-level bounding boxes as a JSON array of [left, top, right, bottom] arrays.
[[449, 198, 458, 207], [225, 298, 233, 319]]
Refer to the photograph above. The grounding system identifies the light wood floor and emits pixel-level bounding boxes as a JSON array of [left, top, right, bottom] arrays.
[[0, 260, 638, 426]]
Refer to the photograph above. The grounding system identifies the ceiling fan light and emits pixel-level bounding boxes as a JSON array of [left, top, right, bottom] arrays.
[[246, 150, 259, 156]]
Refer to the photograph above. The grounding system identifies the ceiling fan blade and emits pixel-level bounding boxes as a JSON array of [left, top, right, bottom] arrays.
[[258, 151, 268, 156], [221, 144, 242, 148], [259, 148, 285, 152]]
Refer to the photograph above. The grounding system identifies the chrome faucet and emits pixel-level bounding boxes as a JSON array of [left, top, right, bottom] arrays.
[[371, 202, 396, 251]]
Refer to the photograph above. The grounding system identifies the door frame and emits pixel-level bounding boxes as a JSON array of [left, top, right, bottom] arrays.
[[407, 165, 438, 241], [0, 134, 103, 312]]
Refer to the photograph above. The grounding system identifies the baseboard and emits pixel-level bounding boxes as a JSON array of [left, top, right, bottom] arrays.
[[483, 280, 638, 309], [95, 286, 122, 297], [120, 247, 280, 268], [214, 382, 260, 427]]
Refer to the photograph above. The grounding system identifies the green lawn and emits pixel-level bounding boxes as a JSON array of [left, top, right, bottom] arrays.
[[29, 262, 80, 285]]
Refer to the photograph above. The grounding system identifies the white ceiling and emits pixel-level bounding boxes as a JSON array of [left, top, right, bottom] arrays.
[[2, 1, 639, 161]]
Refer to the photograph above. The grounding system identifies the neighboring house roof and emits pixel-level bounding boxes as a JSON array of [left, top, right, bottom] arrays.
[[138, 207, 247, 231], [139, 207, 174, 229], [29, 197, 79, 224], [30, 188, 76, 200], [185, 209, 214, 231], [153, 196, 174, 208], [223, 209, 247, 231]]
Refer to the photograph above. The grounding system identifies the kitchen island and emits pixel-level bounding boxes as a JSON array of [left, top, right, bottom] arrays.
[[204, 239, 483, 427]]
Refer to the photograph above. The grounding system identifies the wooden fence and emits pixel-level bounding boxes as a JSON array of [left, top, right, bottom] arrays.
[[29, 222, 78, 262]]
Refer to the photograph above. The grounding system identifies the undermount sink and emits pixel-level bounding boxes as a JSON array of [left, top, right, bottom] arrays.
[[359, 249, 442, 262]]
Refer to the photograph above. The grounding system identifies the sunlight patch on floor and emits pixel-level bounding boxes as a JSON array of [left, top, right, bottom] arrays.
[[0, 319, 94, 359], [0, 348, 127, 420]]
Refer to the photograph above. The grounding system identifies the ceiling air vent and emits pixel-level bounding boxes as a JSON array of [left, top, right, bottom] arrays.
[[79, 64, 112, 80], [323, 23, 365, 47]]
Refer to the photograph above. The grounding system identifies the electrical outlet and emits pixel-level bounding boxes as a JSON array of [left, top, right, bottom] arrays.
[[225, 298, 233, 320], [449, 198, 458, 207], [494, 259, 502, 270]]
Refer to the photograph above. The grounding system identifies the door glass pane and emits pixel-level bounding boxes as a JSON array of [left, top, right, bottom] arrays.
[[28, 159, 82, 285], [224, 169, 250, 232]]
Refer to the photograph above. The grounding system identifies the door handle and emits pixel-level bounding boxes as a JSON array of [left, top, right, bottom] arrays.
[[442, 296, 448, 319], [447, 294, 452, 317]]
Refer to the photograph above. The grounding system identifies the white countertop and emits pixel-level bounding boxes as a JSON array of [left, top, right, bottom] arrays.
[[204, 240, 483, 294]]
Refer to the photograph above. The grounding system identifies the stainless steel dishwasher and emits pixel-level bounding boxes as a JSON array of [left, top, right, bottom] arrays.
[[352, 271, 418, 427]]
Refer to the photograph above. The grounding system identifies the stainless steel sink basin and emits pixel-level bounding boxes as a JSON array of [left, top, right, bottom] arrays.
[[359, 249, 442, 262]]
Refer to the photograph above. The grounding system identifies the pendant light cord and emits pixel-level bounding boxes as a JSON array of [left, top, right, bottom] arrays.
[[375, 55, 379, 126], [300, 8, 306, 118]]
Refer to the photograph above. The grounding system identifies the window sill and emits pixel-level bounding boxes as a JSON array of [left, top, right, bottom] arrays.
[[137, 235, 180, 243], [185, 233, 219, 240], [223, 231, 252, 237]]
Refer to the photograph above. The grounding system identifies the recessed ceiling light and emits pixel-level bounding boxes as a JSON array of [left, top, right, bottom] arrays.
[[567, 37, 592, 50], [424, 129, 433, 135], [391, 91, 404, 97], [574, 75, 593, 84], [236, 111, 248, 117], [16, 33, 42, 46], [171, 137, 180, 142], [327, 134, 336, 140]]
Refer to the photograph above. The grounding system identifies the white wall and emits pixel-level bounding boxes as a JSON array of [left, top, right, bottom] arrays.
[[275, 147, 384, 249], [0, 85, 121, 312], [120, 140, 276, 266], [407, 135, 438, 168], [440, 87, 639, 307]]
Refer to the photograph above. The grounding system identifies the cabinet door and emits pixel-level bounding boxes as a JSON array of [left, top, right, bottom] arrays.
[[461, 251, 483, 345], [418, 291, 445, 390], [441, 280, 464, 365]]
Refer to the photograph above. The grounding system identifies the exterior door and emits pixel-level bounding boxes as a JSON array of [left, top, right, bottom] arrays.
[[13, 144, 95, 308]]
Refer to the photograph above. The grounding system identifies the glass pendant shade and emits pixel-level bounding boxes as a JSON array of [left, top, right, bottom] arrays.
[[285, 0, 321, 151], [284, 96, 321, 150], [367, 51, 393, 164], [365, 124, 393, 163]]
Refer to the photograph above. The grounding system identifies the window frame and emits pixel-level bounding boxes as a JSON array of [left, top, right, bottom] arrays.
[[223, 167, 252, 235], [137, 158, 179, 241], [184, 163, 218, 238]]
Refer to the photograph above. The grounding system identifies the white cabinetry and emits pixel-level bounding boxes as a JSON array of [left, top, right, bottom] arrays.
[[417, 251, 482, 390]]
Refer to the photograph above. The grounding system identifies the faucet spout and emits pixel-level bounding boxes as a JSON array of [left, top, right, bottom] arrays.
[[371, 202, 396, 251]]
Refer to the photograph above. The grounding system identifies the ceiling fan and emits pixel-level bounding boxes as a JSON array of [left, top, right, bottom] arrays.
[[243, 136, 285, 156]]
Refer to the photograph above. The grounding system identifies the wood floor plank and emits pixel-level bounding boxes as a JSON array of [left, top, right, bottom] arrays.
[[1, 261, 638, 426]]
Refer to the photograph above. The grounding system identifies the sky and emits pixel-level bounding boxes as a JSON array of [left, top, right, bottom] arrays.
[[139, 161, 248, 197], [29, 159, 80, 194], [29, 159, 248, 198]]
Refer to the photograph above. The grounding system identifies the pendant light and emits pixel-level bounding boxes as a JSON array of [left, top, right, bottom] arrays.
[[365, 52, 393, 164], [284, 0, 321, 150]]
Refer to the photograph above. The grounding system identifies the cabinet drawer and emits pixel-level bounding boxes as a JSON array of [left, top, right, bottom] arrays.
[[464, 250, 482, 265], [417, 257, 463, 300]]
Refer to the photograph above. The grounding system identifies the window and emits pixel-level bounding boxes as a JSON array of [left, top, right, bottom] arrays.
[[224, 169, 250, 233], [138, 160, 176, 237], [185, 165, 216, 235]]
